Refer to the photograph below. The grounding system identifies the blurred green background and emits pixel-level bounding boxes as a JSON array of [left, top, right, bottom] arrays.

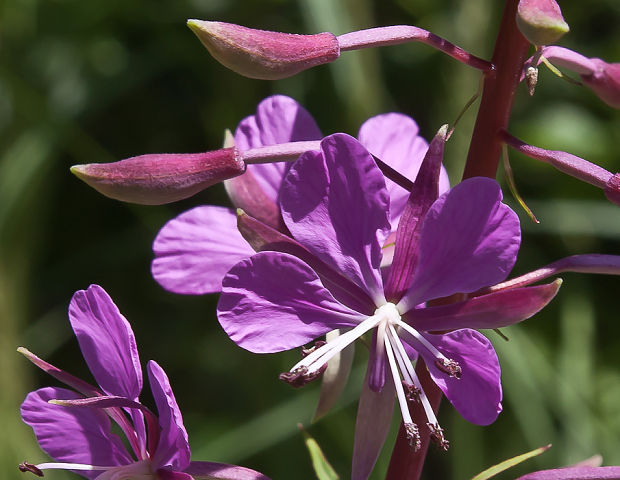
[[2, 0, 620, 478]]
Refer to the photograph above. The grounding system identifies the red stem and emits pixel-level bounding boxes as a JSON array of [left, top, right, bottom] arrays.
[[462, 0, 530, 180], [385, 359, 442, 480]]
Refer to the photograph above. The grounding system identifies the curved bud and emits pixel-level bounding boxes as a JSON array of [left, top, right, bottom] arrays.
[[581, 59, 620, 108], [604, 173, 620, 207], [517, 0, 569, 46], [71, 148, 244, 205], [187, 20, 340, 80]]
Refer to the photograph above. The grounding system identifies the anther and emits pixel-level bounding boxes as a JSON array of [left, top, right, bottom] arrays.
[[19, 463, 44, 477], [404, 423, 421, 451], [428, 423, 450, 451], [279, 365, 327, 388], [301, 340, 327, 358], [435, 358, 462, 379], [402, 381, 421, 403]]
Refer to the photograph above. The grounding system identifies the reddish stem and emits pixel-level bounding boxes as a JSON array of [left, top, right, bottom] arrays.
[[463, 0, 531, 180], [385, 359, 442, 480]]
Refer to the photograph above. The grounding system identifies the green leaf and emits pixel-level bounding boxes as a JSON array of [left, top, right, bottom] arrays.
[[471, 444, 551, 480], [300, 424, 339, 480]]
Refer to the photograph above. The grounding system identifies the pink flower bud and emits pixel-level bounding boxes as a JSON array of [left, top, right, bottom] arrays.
[[516, 0, 569, 46], [187, 20, 340, 80], [604, 173, 620, 207], [581, 59, 620, 108], [71, 148, 244, 205]]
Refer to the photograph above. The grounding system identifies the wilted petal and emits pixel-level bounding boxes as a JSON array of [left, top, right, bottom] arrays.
[[281, 134, 391, 304], [419, 329, 502, 426], [357, 113, 449, 225], [185, 461, 271, 480], [351, 367, 395, 480], [314, 330, 355, 421], [152, 206, 254, 295], [233, 95, 323, 202], [399, 178, 520, 310], [21, 387, 132, 478], [68, 285, 142, 400], [405, 280, 561, 331], [218, 251, 363, 353], [148, 361, 191, 472]]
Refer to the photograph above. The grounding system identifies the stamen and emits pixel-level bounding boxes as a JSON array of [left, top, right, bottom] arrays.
[[404, 423, 421, 451], [434, 358, 462, 379], [19, 463, 43, 477], [402, 381, 421, 403], [290, 313, 382, 373], [279, 364, 327, 388], [301, 341, 326, 357], [428, 423, 450, 451], [382, 329, 414, 427]]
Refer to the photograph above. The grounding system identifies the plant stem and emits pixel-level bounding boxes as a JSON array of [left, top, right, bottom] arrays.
[[463, 0, 530, 180], [384, 359, 442, 480]]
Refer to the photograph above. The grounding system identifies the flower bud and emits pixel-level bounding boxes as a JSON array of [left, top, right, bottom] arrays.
[[187, 20, 340, 80], [71, 148, 244, 205], [581, 59, 620, 109], [516, 0, 569, 46], [604, 173, 620, 207]]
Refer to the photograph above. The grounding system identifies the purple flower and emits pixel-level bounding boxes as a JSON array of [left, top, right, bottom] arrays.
[[19, 285, 269, 480], [216, 133, 560, 480], [151, 94, 449, 295]]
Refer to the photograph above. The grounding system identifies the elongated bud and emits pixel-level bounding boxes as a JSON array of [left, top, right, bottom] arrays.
[[517, 0, 569, 46], [71, 148, 244, 205], [187, 20, 340, 80], [581, 59, 620, 109], [604, 173, 620, 207]]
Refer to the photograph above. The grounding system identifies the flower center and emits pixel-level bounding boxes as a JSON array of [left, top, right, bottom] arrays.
[[279, 302, 456, 450]]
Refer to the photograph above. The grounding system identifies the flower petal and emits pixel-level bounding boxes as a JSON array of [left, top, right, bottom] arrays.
[[358, 113, 449, 226], [234, 95, 323, 202], [218, 251, 363, 353], [21, 387, 132, 477], [148, 361, 191, 471], [68, 285, 142, 400], [281, 133, 391, 304], [398, 178, 521, 311], [419, 329, 502, 426], [405, 280, 561, 331], [152, 206, 254, 295], [351, 367, 395, 480], [185, 461, 271, 480]]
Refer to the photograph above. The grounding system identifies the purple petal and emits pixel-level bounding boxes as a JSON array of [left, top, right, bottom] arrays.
[[405, 280, 561, 331], [367, 329, 388, 392], [157, 470, 194, 480], [281, 133, 391, 304], [419, 329, 502, 426], [516, 466, 620, 480], [152, 206, 254, 295], [234, 95, 323, 202], [218, 251, 363, 353], [147, 361, 191, 472], [68, 285, 142, 400], [21, 387, 132, 477], [398, 178, 521, 311], [357, 113, 449, 226], [351, 367, 395, 480], [185, 461, 271, 480]]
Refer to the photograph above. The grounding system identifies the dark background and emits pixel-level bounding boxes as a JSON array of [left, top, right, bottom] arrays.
[[2, 0, 620, 478]]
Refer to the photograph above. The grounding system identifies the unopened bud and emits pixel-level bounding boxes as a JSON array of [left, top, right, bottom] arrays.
[[604, 173, 620, 207], [581, 59, 620, 109], [71, 148, 244, 205], [517, 0, 569, 46], [187, 20, 340, 80]]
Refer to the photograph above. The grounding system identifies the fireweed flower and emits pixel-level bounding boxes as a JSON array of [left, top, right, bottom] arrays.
[[151, 94, 449, 295], [217, 133, 560, 479], [19, 285, 269, 480]]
